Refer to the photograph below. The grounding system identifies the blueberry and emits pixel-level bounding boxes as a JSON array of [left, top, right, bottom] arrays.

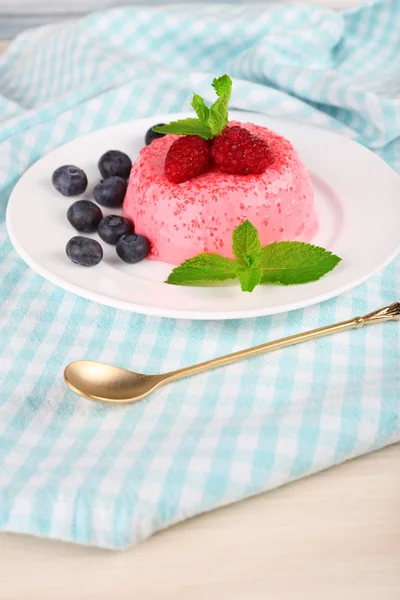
[[93, 176, 127, 208], [98, 215, 133, 245], [116, 233, 149, 264], [52, 165, 88, 196], [67, 200, 103, 233], [98, 150, 132, 180], [145, 124, 166, 146], [66, 236, 103, 267]]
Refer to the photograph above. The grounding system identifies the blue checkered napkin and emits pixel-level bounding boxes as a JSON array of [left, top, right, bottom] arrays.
[[0, 0, 399, 548]]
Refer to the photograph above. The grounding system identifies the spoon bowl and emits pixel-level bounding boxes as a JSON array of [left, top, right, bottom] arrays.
[[64, 360, 163, 403]]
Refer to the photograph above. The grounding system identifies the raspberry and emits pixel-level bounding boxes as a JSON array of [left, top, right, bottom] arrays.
[[211, 126, 274, 175], [165, 135, 211, 184]]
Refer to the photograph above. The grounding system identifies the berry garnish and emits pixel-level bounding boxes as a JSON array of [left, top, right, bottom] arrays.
[[116, 233, 149, 263], [165, 135, 211, 184], [145, 124, 166, 146], [154, 76, 273, 180], [98, 150, 132, 180], [211, 126, 274, 175], [67, 200, 103, 233], [98, 215, 133, 245], [211, 125, 274, 175], [93, 176, 127, 208], [66, 236, 103, 267], [52, 165, 88, 196]]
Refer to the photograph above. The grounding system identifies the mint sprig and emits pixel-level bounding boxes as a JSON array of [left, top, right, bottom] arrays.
[[152, 117, 212, 139], [167, 253, 237, 286], [192, 93, 210, 124], [232, 219, 262, 268], [258, 241, 341, 285], [166, 220, 341, 292], [152, 75, 232, 140]]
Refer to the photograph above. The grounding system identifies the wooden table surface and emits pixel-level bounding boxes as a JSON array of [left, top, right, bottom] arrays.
[[1, 444, 399, 599], [1, 37, 399, 600]]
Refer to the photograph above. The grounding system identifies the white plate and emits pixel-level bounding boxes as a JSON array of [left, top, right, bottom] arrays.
[[6, 111, 400, 320]]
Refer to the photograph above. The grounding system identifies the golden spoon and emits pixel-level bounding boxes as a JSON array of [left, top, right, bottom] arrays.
[[64, 302, 400, 404]]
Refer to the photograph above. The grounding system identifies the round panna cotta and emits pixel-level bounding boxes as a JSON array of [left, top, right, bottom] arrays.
[[124, 122, 318, 265]]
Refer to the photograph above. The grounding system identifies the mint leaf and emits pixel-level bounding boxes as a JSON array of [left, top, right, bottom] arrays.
[[232, 219, 261, 267], [166, 253, 237, 286], [208, 75, 232, 136], [153, 74, 232, 139], [152, 118, 213, 140], [236, 267, 263, 293], [258, 242, 341, 285], [191, 93, 209, 125], [212, 74, 232, 99]]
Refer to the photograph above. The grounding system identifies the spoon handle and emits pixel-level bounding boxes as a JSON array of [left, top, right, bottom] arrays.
[[164, 302, 400, 384]]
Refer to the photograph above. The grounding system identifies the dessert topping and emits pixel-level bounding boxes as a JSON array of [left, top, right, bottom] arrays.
[[98, 215, 133, 245], [167, 220, 341, 292], [116, 233, 150, 264], [93, 176, 127, 207], [52, 165, 88, 196], [211, 125, 275, 175], [66, 236, 103, 267], [145, 124, 166, 146], [153, 75, 232, 140], [67, 200, 103, 233], [165, 135, 211, 183], [98, 150, 132, 180]]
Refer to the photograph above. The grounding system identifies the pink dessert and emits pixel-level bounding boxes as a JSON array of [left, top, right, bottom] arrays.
[[124, 122, 318, 265]]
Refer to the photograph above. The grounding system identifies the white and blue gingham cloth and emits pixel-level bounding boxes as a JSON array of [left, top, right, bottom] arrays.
[[0, 0, 399, 549]]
